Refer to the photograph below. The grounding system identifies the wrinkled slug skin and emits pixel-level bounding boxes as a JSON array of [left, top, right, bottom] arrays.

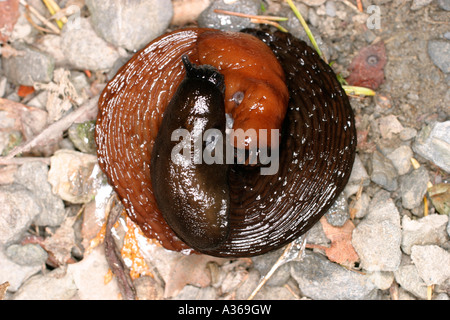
[[95, 28, 357, 257], [151, 57, 230, 251]]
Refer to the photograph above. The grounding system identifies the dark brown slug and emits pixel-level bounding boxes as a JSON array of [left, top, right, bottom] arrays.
[[151, 55, 230, 251], [95, 28, 357, 257]]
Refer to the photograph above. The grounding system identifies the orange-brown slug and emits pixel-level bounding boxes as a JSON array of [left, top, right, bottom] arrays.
[[95, 28, 356, 257]]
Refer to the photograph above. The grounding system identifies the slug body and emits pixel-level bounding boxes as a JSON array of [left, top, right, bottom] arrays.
[[96, 28, 356, 257], [151, 56, 230, 251]]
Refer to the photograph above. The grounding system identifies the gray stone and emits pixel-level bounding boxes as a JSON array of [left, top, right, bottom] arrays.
[[235, 269, 260, 300], [0, 184, 41, 246], [172, 285, 216, 300], [411, 0, 433, 10], [370, 150, 398, 191], [61, 18, 120, 71], [324, 193, 349, 227], [428, 40, 450, 73], [14, 161, 66, 227], [351, 192, 370, 219], [325, 1, 336, 17], [290, 252, 377, 300], [344, 155, 370, 197], [5, 244, 48, 266], [12, 267, 77, 300], [68, 121, 97, 154], [394, 264, 428, 299], [254, 285, 298, 300], [302, 0, 326, 6], [401, 214, 449, 255], [400, 167, 429, 209], [352, 190, 402, 272], [198, 0, 260, 32], [413, 121, 450, 173], [411, 245, 450, 286], [377, 115, 404, 140], [399, 127, 418, 141], [47, 149, 103, 204], [386, 145, 413, 176], [67, 245, 121, 300], [437, 0, 450, 11], [86, 0, 173, 51], [0, 249, 41, 292], [2, 43, 54, 86], [251, 249, 291, 287], [284, 10, 332, 63]]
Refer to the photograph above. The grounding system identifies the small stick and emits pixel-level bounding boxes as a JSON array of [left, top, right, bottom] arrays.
[[356, 0, 364, 12], [342, 85, 376, 96], [250, 18, 288, 33], [214, 9, 288, 22], [286, 0, 325, 62], [19, 0, 60, 34]]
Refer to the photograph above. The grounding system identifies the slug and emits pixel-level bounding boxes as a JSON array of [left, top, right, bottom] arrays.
[[95, 28, 357, 257], [151, 55, 230, 251]]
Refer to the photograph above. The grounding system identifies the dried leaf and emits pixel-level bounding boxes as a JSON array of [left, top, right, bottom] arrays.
[[0, 0, 20, 43], [43, 215, 77, 265], [319, 217, 359, 267], [346, 41, 386, 90], [17, 85, 35, 97], [428, 183, 450, 215]]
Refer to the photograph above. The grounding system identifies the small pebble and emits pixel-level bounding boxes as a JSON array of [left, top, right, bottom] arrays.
[[410, 0, 433, 10], [399, 127, 417, 141], [290, 251, 378, 300], [413, 121, 450, 173], [401, 214, 449, 254], [377, 115, 404, 140], [386, 145, 413, 176], [394, 264, 428, 299], [428, 40, 450, 74], [5, 244, 48, 266], [14, 161, 66, 227], [352, 190, 402, 272], [325, 1, 336, 17], [0, 184, 41, 246], [12, 267, 77, 300], [324, 193, 349, 227], [47, 149, 103, 204], [68, 121, 97, 155], [61, 18, 120, 71], [86, 0, 173, 51], [437, 0, 450, 11], [411, 245, 450, 286], [370, 150, 399, 192], [400, 167, 429, 209], [1, 43, 54, 86], [198, 0, 260, 31]]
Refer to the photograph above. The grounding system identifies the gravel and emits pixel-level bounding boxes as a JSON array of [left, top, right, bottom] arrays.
[[2, 43, 54, 86], [352, 190, 402, 272], [413, 121, 450, 173], [198, 0, 261, 31], [0, 0, 449, 301], [428, 40, 450, 74], [86, 0, 173, 51]]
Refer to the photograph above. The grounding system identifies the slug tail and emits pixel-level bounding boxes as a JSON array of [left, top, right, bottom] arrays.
[[181, 54, 225, 93]]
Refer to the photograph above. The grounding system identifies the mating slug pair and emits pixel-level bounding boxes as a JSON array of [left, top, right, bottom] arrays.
[[95, 28, 356, 257]]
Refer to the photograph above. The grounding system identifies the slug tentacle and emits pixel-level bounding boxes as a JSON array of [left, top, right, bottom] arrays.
[[95, 28, 356, 257]]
